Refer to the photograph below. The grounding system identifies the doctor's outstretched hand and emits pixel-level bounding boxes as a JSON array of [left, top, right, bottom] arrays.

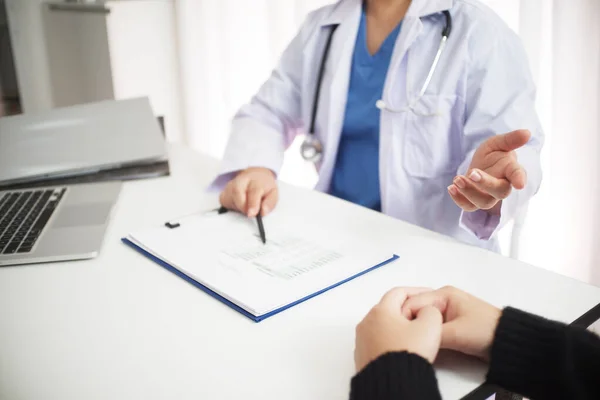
[[448, 129, 531, 214], [219, 167, 279, 217]]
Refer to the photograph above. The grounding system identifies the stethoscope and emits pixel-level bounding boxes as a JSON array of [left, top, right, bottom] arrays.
[[300, 10, 453, 163]]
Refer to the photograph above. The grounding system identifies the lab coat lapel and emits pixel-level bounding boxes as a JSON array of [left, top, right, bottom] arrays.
[[314, 1, 361, 191], [382, 0, 449, 103], [386, 12, 423, 96], [379, 13, 423, 211]]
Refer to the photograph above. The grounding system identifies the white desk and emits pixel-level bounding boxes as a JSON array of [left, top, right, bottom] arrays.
[[1, 144, 600, 400]]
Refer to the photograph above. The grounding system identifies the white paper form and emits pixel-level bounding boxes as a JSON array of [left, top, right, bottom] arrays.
[[220, 235, 342, 280], [127, 207, 396, 318]]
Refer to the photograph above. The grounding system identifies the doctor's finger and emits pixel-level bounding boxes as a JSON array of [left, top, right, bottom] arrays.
[[447, 185, 478, 212], [453, 177, 498, 210], [219, 189, 234, 211], [484, 129, 531, 153], [220, 180, 243, 211], [246, 182, 264, 217], [261, 188, 279, 216], [230, 180, 249, 214], [466, 169, 512, 200], [504, 161, 528, 190]]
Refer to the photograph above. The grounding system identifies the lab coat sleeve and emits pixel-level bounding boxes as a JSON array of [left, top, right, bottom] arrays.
[[457, 26, 544, 240], [209, 15, 313, 191]]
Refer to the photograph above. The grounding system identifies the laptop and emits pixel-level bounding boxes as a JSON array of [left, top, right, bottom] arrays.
[[0, 97, 166, 186], [0, 182, 121, 266], [0, 99, 152, 266]]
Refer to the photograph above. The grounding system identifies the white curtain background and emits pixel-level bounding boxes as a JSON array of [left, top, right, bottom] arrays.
[[174, 0, 600, 286]]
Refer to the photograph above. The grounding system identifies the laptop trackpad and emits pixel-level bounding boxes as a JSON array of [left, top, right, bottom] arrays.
[[53, 203, 112, 228]]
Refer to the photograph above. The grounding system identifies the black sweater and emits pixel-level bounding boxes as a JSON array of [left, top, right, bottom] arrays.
[[350, 307, 600, 400]]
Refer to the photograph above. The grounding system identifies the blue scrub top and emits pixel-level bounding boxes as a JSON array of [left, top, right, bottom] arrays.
[[329, 9, 402, 211], [329, 8, 402, 211]]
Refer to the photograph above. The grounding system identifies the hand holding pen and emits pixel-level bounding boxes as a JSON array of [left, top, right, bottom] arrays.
[[218, 168, 276, 244], [218, 168, 279, 218]]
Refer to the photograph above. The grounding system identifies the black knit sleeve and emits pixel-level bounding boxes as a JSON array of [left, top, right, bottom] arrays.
[[487, 307, 600, 400], [350, 352, 442, 400]]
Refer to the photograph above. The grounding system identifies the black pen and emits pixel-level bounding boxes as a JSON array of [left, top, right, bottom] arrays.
[[256, 213, 267, 245]]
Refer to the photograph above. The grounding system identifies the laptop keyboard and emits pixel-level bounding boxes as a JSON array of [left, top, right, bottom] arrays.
[[0, 188, 66, 255]]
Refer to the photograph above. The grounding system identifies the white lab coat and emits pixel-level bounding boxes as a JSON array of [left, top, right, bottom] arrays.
[[215, 0, 544, 252]]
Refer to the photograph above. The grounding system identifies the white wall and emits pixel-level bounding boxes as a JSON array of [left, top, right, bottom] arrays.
[[107, 0, 184, 141], [594, 66, 600, 286], [516, 0, 600, 286]]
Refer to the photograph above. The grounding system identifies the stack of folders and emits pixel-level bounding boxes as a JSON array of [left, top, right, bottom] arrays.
[[0, 97, 169, 190], [123, 203, 398, 322]]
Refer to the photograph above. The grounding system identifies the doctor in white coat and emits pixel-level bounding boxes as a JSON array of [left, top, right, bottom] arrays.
[[214, 0, 544, 252]]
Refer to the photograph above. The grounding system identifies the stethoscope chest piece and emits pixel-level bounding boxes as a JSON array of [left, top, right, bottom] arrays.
[[300, 135, 324, 163]]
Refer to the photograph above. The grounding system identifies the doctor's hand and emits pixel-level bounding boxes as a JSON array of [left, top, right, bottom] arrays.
[[354, 287, 443, 373], [448, 129, 531, 214], [219, 167, 278, 217], [401, 286, 502, 361]]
